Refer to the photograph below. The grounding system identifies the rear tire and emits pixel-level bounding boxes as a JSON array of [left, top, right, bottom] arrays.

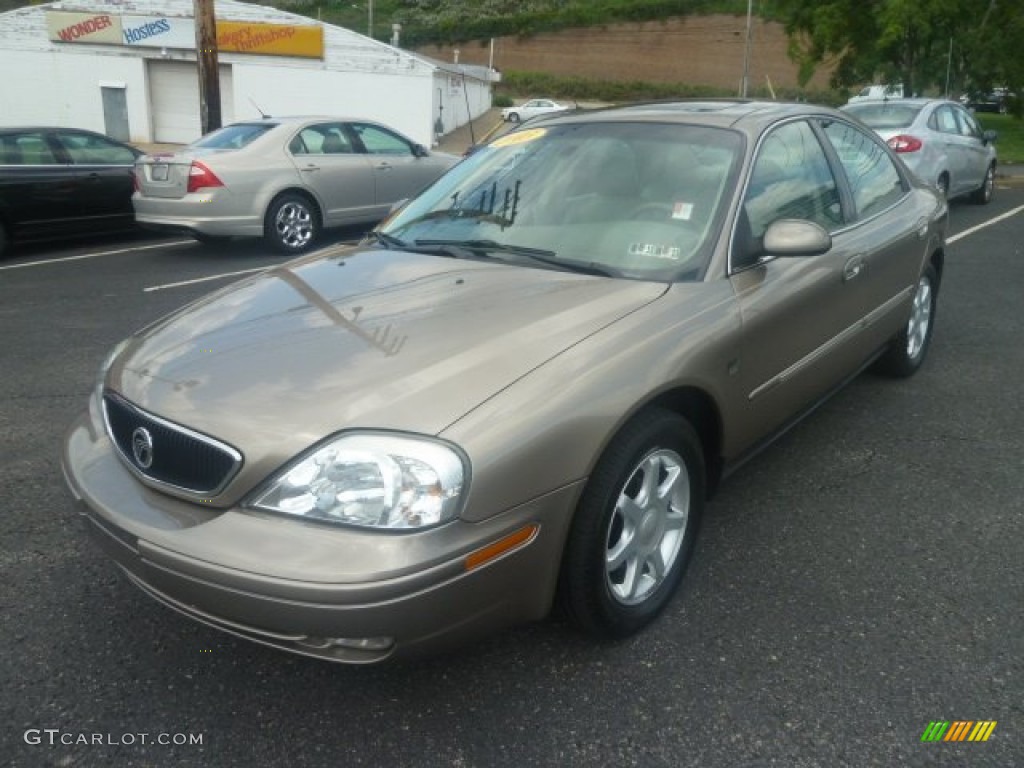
[[264, 193, 319, 255], [936, 173, 949, 200], [970, 163, 995, 205], [0, 221, 8, 260], [873, 263, 938, 378], [507, 112, 520, 123], [559, 409, 704, 639]]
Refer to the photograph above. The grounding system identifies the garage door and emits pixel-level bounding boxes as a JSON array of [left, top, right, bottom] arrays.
[[148, 60, 234, 144]]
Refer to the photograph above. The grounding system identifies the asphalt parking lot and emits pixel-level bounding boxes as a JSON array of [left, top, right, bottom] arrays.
[[2, 178, 1023, 767]]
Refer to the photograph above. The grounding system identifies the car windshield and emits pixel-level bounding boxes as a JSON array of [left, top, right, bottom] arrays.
[[380, 121, 742, 281], [191, 123, 275, 149], [845, 104, 924, 130]]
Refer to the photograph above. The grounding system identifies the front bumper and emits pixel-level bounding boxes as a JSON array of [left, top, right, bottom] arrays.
[[62, 410, 580, 663]]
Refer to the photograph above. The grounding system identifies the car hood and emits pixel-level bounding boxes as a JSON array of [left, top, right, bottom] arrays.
[[107, 248, 668, 499]]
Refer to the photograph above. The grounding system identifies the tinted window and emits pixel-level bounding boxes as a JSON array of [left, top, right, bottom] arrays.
[[351, 124, 413, 155], [192, 123, 274, 149], [822, 120, 905, 218], [55, 132, 136, 165]]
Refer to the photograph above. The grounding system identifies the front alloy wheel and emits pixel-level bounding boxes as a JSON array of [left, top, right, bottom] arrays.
[[560, 409, 704, 638], [971, 164, 995, 205]]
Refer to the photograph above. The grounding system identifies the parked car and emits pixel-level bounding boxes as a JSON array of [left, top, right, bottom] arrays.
[[962, 87, 1015, 114], [133, 117, 460, 254], [843, 98, 997, 203], [0, 127, 141, 258], [846, 83, 904, 104], [64, 100, 948, 663], [501, 98, 572, 123]]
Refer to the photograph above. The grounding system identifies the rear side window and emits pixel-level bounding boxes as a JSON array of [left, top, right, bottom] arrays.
[[1, 133, 58, 165], [822, 121, 905, 219], [192, 123, 274, 149]]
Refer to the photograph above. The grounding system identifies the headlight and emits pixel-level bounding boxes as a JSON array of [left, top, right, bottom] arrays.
[[248, 433, 467, 530]]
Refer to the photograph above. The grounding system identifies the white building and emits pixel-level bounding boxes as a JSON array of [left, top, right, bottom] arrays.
[[0, 0, 497, 146]]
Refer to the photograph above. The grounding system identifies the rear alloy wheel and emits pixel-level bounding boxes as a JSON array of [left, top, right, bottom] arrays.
[[559, 409, 704, 639], [265, 193, 319, 254], [970, 163, 995, 205], [873, 263, 938, 378]]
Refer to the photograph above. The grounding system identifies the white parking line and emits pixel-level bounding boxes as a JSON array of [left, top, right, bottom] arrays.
[[143, 267, 268, 293], [0, 239, 194, 271], [948, 203, 1024, 244]]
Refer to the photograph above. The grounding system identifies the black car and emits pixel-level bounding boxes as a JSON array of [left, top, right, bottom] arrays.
[[0, 127, 142, 258]]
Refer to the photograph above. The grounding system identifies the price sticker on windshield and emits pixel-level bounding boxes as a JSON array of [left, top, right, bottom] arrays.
[[491, 128, 547, 149]]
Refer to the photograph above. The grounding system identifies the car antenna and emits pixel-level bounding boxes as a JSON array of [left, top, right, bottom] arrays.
[[250, 98, 272, 119]]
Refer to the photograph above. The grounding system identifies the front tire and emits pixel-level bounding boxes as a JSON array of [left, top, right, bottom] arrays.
[[559, 409, 705, 639], [264, 193, 319, 255], [970, 163, 995, 205], [873, 263, 938, 378]]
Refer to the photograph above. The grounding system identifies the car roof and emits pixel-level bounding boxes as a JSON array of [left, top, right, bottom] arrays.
[[531, 99, 845, 134], [843, 98, 957, 108]]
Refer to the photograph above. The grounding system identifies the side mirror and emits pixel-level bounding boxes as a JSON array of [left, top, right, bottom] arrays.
[[763, 219, 832, 257], [983, 129, 998, 144], [412, 143, 429, 158]]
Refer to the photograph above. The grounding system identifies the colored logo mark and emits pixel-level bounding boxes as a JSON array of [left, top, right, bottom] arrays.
[[921, 721, 997, 742]]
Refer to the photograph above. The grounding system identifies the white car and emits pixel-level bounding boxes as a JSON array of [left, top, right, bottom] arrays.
[[501, 98, 571, 123], [847, 83, 904, 104]]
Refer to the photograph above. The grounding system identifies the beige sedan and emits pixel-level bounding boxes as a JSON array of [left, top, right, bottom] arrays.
[[133, 116, 459, 253], [64, 101, 947, 663]]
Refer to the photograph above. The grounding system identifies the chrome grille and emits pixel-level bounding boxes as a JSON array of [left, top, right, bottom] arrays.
[[102, 392, 242, 496]]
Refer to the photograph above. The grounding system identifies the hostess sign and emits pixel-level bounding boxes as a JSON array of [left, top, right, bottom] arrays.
[[47, 11, 323, 58], [121, 16, 196, 49]]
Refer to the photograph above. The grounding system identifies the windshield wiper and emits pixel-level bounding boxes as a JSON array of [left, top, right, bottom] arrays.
[[414, 238, 618, 277], [362, 230, 408, 249]]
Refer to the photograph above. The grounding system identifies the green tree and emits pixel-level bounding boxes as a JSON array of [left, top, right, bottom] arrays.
[[776, 0, 1020, 101]]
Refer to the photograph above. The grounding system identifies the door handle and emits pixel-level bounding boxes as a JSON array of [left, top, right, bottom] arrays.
[[843, 256, 866, 282], [301, 165, 320, 172], [375, 162, 393, 171]]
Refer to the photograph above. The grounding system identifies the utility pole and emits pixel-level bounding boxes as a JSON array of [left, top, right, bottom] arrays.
[[194, 0, 221, 135], [368, 0, 373, 38], [740, 0, 753, 98]]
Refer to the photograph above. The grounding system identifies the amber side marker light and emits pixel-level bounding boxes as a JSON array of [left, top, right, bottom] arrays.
[[464, 524, 540, 572]]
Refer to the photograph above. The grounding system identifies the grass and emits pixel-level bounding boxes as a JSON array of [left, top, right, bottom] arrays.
[[975, 113, 1024, 165]]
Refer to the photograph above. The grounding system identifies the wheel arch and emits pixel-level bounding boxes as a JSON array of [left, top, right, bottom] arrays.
[[635, 385, 725, 499], [265, 186, 323, 227]]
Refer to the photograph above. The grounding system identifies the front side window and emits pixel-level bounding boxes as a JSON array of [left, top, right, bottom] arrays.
[[822, 120, 905, 219], [380, 121, 743, 282], [351, 124, 414, 156], [55, 132, 136, 165], [734, 120, 842, 266]]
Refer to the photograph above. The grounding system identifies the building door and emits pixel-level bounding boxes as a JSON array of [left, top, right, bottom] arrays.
[[101, 86, 130, 142], [148, 61, 234, 144]]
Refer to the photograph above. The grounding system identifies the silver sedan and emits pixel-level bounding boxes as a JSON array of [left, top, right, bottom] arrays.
[[133, 117, 459, 253], [843, 98, 997, 203]]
